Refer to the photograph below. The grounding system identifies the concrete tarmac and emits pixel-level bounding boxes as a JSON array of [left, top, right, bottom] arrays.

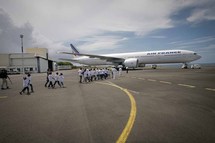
[[0, 67, 215, 143]]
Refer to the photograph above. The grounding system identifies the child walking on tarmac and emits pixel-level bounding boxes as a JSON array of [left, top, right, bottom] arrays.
[[19, 76, 30, 95], [59, 73, 65, 87], [27, 73, 34, 92], [54, 72, 61, 88], [48, 72, 54, 88]]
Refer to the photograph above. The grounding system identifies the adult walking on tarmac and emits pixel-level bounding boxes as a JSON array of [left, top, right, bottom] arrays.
[[45, 68, 51, 87], [0, 69, 10, 90]]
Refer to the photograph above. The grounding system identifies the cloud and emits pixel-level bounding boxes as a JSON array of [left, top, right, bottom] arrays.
[[32, 31, 69, 60], [187, 8, 215, 23], [148, 36, 166, 39], [0, 0, 177, 41], [76, 36, 128, 53], [169, 36, 215, 46], [0, 8, 69, 60], [1, 0, 215, 61], [0, 9, 34, 53], [186, 0, 215, 23]]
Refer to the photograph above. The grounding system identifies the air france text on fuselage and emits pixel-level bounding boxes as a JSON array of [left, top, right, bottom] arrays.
[[147, 51, 181, 56]]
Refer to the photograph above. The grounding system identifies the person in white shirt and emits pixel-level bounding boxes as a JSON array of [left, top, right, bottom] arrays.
[[119, 67, 122, 77], [83, 69, 89, 83], [59, 73, 65, 87], [78, 68, 83, 83], [27, 73, 34, 92], [95, 68, 99, 80], [48, 72, 54, 88], [112, 67, 117, 79], [19, 76, 30, 95], [54, 72, 61, 87], [90, 69, 95, 81]]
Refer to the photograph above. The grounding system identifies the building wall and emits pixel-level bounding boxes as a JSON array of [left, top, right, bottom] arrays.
[[0, 53, 51, 73], [0, 54, 10, 67], [39, 58, 49, 73], [26, 48, 48, 59], [11, 58, 37, 67]]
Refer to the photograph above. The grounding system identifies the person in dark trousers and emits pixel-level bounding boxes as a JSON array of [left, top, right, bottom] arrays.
[[19, 76, 30, 95], [59, 73, 64, 88], [78, 68, 83, 83], [45, 69, 51, 87], [1, 69, 10, 90], [54, 72, 61, 88], [126, 67, 129, 73], [27, 73, 34, 92], [48, 72, 54, 88]]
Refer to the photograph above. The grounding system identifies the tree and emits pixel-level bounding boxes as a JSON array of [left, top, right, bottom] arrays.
[[57, 62, 73, 66]]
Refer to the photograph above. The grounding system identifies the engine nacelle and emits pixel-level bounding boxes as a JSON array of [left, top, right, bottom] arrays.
[[138, 63, 145, 67], [123, 58, 139, 68]]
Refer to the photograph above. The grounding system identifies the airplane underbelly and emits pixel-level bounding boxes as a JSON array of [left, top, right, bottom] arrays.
[[139, 55, 188, 64]]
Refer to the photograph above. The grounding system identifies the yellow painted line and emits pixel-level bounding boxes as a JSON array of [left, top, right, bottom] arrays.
[[159, 81, 172, 84], [96, 81, 137, 143], [205, 88, 215, 92], [147, 79, 156, 82], [178, 84, 195, 88], [0, 96, 8, 99]]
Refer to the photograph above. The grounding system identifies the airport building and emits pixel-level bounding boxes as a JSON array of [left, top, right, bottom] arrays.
[[0, 48, 56, 73]]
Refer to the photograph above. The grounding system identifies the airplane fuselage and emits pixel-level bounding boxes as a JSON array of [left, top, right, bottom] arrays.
[[72, 50, 201, 66]]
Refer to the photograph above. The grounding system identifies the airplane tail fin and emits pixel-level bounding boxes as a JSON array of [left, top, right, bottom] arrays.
[[70, 44, 80, 56]]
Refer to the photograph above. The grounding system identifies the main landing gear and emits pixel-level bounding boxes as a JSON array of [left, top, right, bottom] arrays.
[[181, 63, 188, 69]]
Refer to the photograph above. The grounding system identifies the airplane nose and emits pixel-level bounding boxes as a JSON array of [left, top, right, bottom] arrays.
[[196, 55, 201, 60]]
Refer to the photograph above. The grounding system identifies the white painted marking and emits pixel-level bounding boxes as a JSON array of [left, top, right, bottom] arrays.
[[128, 89, 140, 94], [205, 88, 215, 92], [0, 96, 8, 99], [148, 79, 156, 82], [178, 84, 195, 88], [159, 81, 172, 84], [131, 77, 137, 79]]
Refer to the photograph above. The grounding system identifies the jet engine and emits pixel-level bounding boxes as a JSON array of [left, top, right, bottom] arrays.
[[138, 63, 145, 67], [123, 58, 139, 68]]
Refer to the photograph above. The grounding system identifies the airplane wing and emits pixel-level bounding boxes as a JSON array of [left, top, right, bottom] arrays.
[[58, 58, 79, 62], [58, 52, 124, 62]]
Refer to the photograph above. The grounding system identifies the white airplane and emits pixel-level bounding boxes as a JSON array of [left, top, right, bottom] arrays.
[[59, 44, 201, 69]]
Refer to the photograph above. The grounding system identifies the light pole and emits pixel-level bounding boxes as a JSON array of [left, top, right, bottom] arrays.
[[20, 34, 24, 75]]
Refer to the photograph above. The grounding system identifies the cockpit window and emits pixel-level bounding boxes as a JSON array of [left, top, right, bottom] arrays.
[[194, 53, 197, 55]]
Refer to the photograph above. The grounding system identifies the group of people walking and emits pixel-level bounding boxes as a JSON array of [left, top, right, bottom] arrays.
[[19, 69, 65, 95], [19, 73, 34, 95], [1, 66, 125, 95], [45, 69, 65, 89], [78, 67, 123, 83]]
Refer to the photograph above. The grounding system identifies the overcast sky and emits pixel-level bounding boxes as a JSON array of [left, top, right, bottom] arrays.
[[0, 0, 215, 63]]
